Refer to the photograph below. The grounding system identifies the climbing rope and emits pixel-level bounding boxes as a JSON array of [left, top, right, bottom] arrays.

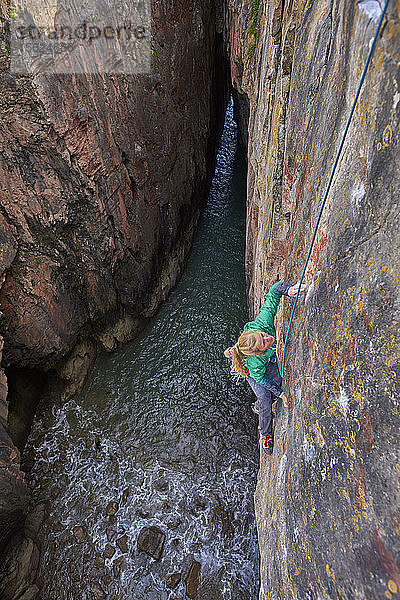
[[279, 0, 390, 376]]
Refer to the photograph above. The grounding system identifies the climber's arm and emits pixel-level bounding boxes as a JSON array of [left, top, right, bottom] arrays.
[[248, 282, 292, 332]]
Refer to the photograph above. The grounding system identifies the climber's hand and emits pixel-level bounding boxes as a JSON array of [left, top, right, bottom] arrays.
[[224, 347, 233, 359], [288, 282, 307, 297], [280, 393, 288, 409]]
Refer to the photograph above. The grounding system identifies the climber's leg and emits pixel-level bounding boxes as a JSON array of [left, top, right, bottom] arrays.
[[246, 376, 273, 436], [263, 359, 282, 397]]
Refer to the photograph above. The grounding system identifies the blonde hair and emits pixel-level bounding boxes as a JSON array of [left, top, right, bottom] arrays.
[[231, 330, 263, 377]]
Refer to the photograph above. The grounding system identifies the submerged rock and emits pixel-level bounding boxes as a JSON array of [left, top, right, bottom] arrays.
[[166, 515, 182, 530], [166, 572, 182, 589], [103, 544, 116, 559], [86, 516, 95, 528], [137, 526, 165, 560], [105, 502, 119, 516], [52, 521, 64, 534], [94, 555, 105, 569], [90, 581, 106, 600], [197, 570, 224, 600], [186, 561, 201, 599], [112, 556, 126, 578], [116, 534, 128, 553], [72, 525, 88, 543], [136, 507, 151, 519], [106, 527, 116, 542], [153, 476, 169, 491]]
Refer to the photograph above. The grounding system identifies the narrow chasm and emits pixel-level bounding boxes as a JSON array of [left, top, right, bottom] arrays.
[[22, 101, 260, 599]]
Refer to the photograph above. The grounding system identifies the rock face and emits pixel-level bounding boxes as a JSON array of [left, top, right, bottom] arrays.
[[0, 1, 398, 599], [227, 0, 399, 598], [0, 0, 228, 373], [0, 422, 29, 551]]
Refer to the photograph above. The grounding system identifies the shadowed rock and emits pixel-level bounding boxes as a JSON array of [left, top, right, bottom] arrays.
[[186, 561, 201, 598], [103, 544, 116, 559], [15, 585, 39, 600], [0, 533, 40, 600], [166, 572, 181, 589], [105, 502, 119, 516], [116, 534, 128, 553], [72, 525, 87, 543], [23, 502, 47, 540], [137, 526, 165, 560], [0, 424, 29, 553]]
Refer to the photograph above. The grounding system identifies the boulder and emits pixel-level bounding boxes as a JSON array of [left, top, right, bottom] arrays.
[[103, 544, 116, 559], [116, 535, 128, 553], [137, 526, 165, 560], [112, 556, 126, 578], [90, 581, 106, 600], [105, 502, 119, 516], [166, 572, 181, 589], [94, 555, 105, 569], [186, 561, 201, 599], [72, 525, 87, 543]]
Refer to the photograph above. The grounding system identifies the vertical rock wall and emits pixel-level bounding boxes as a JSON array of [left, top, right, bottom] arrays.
[[227, 0, 400, 598], [0, 0, 228, 372]]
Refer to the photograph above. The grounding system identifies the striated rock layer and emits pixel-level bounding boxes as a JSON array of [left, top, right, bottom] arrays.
[[0, 0, 228, 372], [0, 0, 229, 582], [227, 0, 399, 598]]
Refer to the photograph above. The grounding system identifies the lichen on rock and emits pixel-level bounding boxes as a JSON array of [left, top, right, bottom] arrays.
[[226, 0, 400, 597]]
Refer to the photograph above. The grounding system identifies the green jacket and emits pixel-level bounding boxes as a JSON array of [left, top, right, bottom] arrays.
[[243, 282, 291, 383]]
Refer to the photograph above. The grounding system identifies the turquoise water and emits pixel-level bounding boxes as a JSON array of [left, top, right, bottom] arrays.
[[25, 100, 260, 599]]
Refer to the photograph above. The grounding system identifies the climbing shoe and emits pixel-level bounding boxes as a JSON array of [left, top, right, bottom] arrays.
[[252, 404, 259, 415], [261, 434, 274, 455]]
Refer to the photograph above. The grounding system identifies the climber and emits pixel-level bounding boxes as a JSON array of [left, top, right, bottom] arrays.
[[224, 281, 306, 455]]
